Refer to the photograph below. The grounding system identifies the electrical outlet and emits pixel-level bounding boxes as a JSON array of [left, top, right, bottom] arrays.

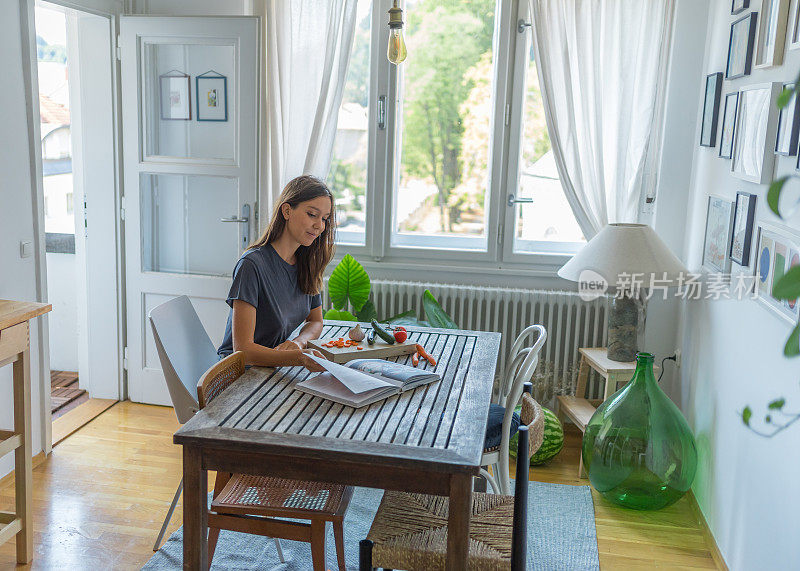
[[674, 349, 681, 368]]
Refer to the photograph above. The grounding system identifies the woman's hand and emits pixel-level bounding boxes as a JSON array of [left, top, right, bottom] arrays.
[[300, 349, 327, 372], [275, 339, 303, 351]]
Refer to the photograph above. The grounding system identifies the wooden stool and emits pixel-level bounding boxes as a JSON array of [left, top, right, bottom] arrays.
[[557, 348, 658, 478]]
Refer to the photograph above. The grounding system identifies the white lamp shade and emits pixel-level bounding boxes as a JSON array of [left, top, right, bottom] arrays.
[[557, 223, 689, 284]]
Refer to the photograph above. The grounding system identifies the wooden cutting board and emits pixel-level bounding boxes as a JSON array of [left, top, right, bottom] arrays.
[[306, 336, 417, 364]]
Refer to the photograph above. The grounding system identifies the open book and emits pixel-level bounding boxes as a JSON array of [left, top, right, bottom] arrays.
[[294, 355, 440, 408]]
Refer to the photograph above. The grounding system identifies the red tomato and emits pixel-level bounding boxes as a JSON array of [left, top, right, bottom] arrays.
[[394, 329, 408, 343]]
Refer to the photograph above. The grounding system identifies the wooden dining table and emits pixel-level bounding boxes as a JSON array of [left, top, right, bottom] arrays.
[[174, 320, 501, 569]]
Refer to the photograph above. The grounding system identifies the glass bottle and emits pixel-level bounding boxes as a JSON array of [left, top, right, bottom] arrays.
[[581, 352, 698, 510]]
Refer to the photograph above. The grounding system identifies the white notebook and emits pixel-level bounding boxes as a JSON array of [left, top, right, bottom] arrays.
[[294, 355, 440, 408]]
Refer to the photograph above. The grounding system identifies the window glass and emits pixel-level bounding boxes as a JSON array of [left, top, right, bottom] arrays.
[[393, 0, 497, 249]]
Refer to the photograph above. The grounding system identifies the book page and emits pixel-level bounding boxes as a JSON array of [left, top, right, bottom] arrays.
[[307, 354, 394, 394]]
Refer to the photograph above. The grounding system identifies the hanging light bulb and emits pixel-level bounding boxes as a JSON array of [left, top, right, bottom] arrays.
[[387, 1, 407, 65]]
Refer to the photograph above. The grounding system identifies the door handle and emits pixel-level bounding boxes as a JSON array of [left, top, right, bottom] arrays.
[[221, 204, 251, 249], [507, 194, 533, 207]]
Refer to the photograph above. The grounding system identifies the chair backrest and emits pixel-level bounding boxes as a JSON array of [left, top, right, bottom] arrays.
[[498, 324, 547, 407], [148, 295, 219, 424], [197, 352, 245, 409], [511, 424, 530, 570]]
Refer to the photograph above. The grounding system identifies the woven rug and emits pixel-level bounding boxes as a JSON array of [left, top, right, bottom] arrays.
[[143, 482, 599, 570]]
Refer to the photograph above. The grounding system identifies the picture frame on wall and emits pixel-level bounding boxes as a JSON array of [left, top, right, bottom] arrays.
[[732, 0, 750, 14], [726, 12, 758, 79], [754, 0, 791, 68], [700, 73, 723, 147], [159, 70, 191, 121], [754, 222, 800, 324], [790, 0, 800, 49], [196, 71, 228, 122], [702, 195, 735, 274], [775, 83, 800, 155], [732, 82, 782, 184], [730, 191, 757, 266], [719, 92, 739, 159]]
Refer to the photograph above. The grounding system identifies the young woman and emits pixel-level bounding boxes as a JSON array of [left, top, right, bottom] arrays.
[[217, 175, 335, 372]]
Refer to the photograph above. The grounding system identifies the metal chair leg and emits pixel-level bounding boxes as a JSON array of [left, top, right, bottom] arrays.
[[479, 467, 502, 494], [153, 478, 183, 551], [359, 539, 373, 571], [274, 538, 285, 563]]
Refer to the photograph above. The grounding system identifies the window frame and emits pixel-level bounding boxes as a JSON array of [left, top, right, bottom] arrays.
[[332, 0, 581, 274]]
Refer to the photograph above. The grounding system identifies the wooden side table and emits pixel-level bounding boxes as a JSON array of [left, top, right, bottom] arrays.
[[0, 300, 51, 564], [557, 348, 658, 477]]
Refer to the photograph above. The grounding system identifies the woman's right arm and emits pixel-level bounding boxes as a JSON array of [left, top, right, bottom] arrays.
[[231, 300, 325, 371]]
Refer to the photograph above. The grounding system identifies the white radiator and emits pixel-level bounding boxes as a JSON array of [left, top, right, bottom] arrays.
[[321, 279, 608, 405]]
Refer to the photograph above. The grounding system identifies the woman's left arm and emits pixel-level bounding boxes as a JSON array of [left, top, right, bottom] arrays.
[[277, 306, 323, 350]]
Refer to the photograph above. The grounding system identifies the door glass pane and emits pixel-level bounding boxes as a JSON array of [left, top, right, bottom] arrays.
[[143, 42, 236, 161], [392, 0, 497, 250], [327, 0, 372, 246], [513, 42, 585, 253], [140, 173, 240, 276]]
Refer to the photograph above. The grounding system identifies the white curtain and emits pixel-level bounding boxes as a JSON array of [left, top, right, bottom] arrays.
[[265, 0, 358, 201], [528, 0, 675, 238]]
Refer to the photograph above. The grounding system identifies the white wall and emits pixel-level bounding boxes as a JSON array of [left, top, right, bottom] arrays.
[[680, 0, 800, 568], [0, 0, 48, 476], [45, 253, 78, 371]]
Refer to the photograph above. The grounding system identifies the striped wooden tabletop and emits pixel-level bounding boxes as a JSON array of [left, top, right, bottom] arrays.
[[175, 321, 501, 473]]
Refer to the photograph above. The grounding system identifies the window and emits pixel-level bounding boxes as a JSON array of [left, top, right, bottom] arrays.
[[327, 0, 583, 269]]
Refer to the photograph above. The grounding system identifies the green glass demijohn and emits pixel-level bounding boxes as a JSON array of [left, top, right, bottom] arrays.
[[581, 352, 698, 510]]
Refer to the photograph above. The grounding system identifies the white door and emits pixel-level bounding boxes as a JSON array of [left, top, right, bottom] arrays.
[[120, 16, 259, 405]]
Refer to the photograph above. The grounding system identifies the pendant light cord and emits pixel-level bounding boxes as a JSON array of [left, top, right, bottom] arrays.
[[657, 354, 677, 383]]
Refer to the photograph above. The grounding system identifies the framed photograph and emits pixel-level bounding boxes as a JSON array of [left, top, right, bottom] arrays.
[[703, 195, 735, 274], [196, 71, 228, 122], [726, 13, 758, 78], [754, 0, 791, 68], [732, 0, 750, 14], [775, 83, 800, 155], [730, 192, 757, 266], [159, 71, 191, 121], [700, 73, 723, 147], [732, 83, 782, 184], [790, 1, 800, 49], [719, 92, 739, 159], [754, 222, 800, 324]]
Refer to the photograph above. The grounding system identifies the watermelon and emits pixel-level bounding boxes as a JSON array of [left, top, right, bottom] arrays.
[[509, 406, 564, 465]]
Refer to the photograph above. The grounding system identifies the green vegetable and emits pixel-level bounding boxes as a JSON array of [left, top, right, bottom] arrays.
[[370, 319, 395, 344], [367, 329, 376, 345]]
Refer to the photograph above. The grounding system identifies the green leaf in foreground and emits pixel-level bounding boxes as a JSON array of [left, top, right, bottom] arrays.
[[422, 289, 458, 329], [355, 299, 378, 322], [777, 86, 795, 109], [323, 308, 357, 321], [768, 398, 786, 410], [784, 322, 800, 357], [327, 254, 371, 311], [385, 310, 428, 327], [767, 176, 789, 217], [742, 406, 752, 426], [772, 265, 800, 300]]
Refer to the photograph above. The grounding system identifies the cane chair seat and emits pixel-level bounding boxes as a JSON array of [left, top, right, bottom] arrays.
[[367, 491, 515, 570], [212, 474, 351, 519]]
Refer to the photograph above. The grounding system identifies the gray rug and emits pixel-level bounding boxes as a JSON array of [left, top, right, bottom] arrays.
[[143, 482, 599, 570]]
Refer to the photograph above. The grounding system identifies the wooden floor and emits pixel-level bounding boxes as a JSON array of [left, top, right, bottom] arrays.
[[0, 401, 721, 569]]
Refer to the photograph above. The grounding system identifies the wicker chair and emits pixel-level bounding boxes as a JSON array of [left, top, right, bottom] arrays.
[[358, 382, 544, 571], [197, 352, 354, 571]]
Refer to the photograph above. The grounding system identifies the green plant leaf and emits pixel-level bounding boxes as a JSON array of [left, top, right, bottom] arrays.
[[327, 254, 371, 311], [784, 322, 800, 357], [422, 290, 458, 329], [742, 406, 752, 426], [772, 266, 800, 300], [767, 176, 789, 217], [768, 398, 786, 410], [385, 310, 428, 327], [355, 299, 378, 322], [323, 308, 357, 321], [778, 86, 795, 108]]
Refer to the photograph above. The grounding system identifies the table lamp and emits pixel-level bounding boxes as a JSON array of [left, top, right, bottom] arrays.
[[557, 223, 689, 362]]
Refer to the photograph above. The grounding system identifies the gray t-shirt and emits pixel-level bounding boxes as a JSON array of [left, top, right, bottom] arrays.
[[217, 244, 322, 357]]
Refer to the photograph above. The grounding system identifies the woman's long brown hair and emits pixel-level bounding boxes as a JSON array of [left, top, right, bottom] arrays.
[[248, 175, 336, 295]]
